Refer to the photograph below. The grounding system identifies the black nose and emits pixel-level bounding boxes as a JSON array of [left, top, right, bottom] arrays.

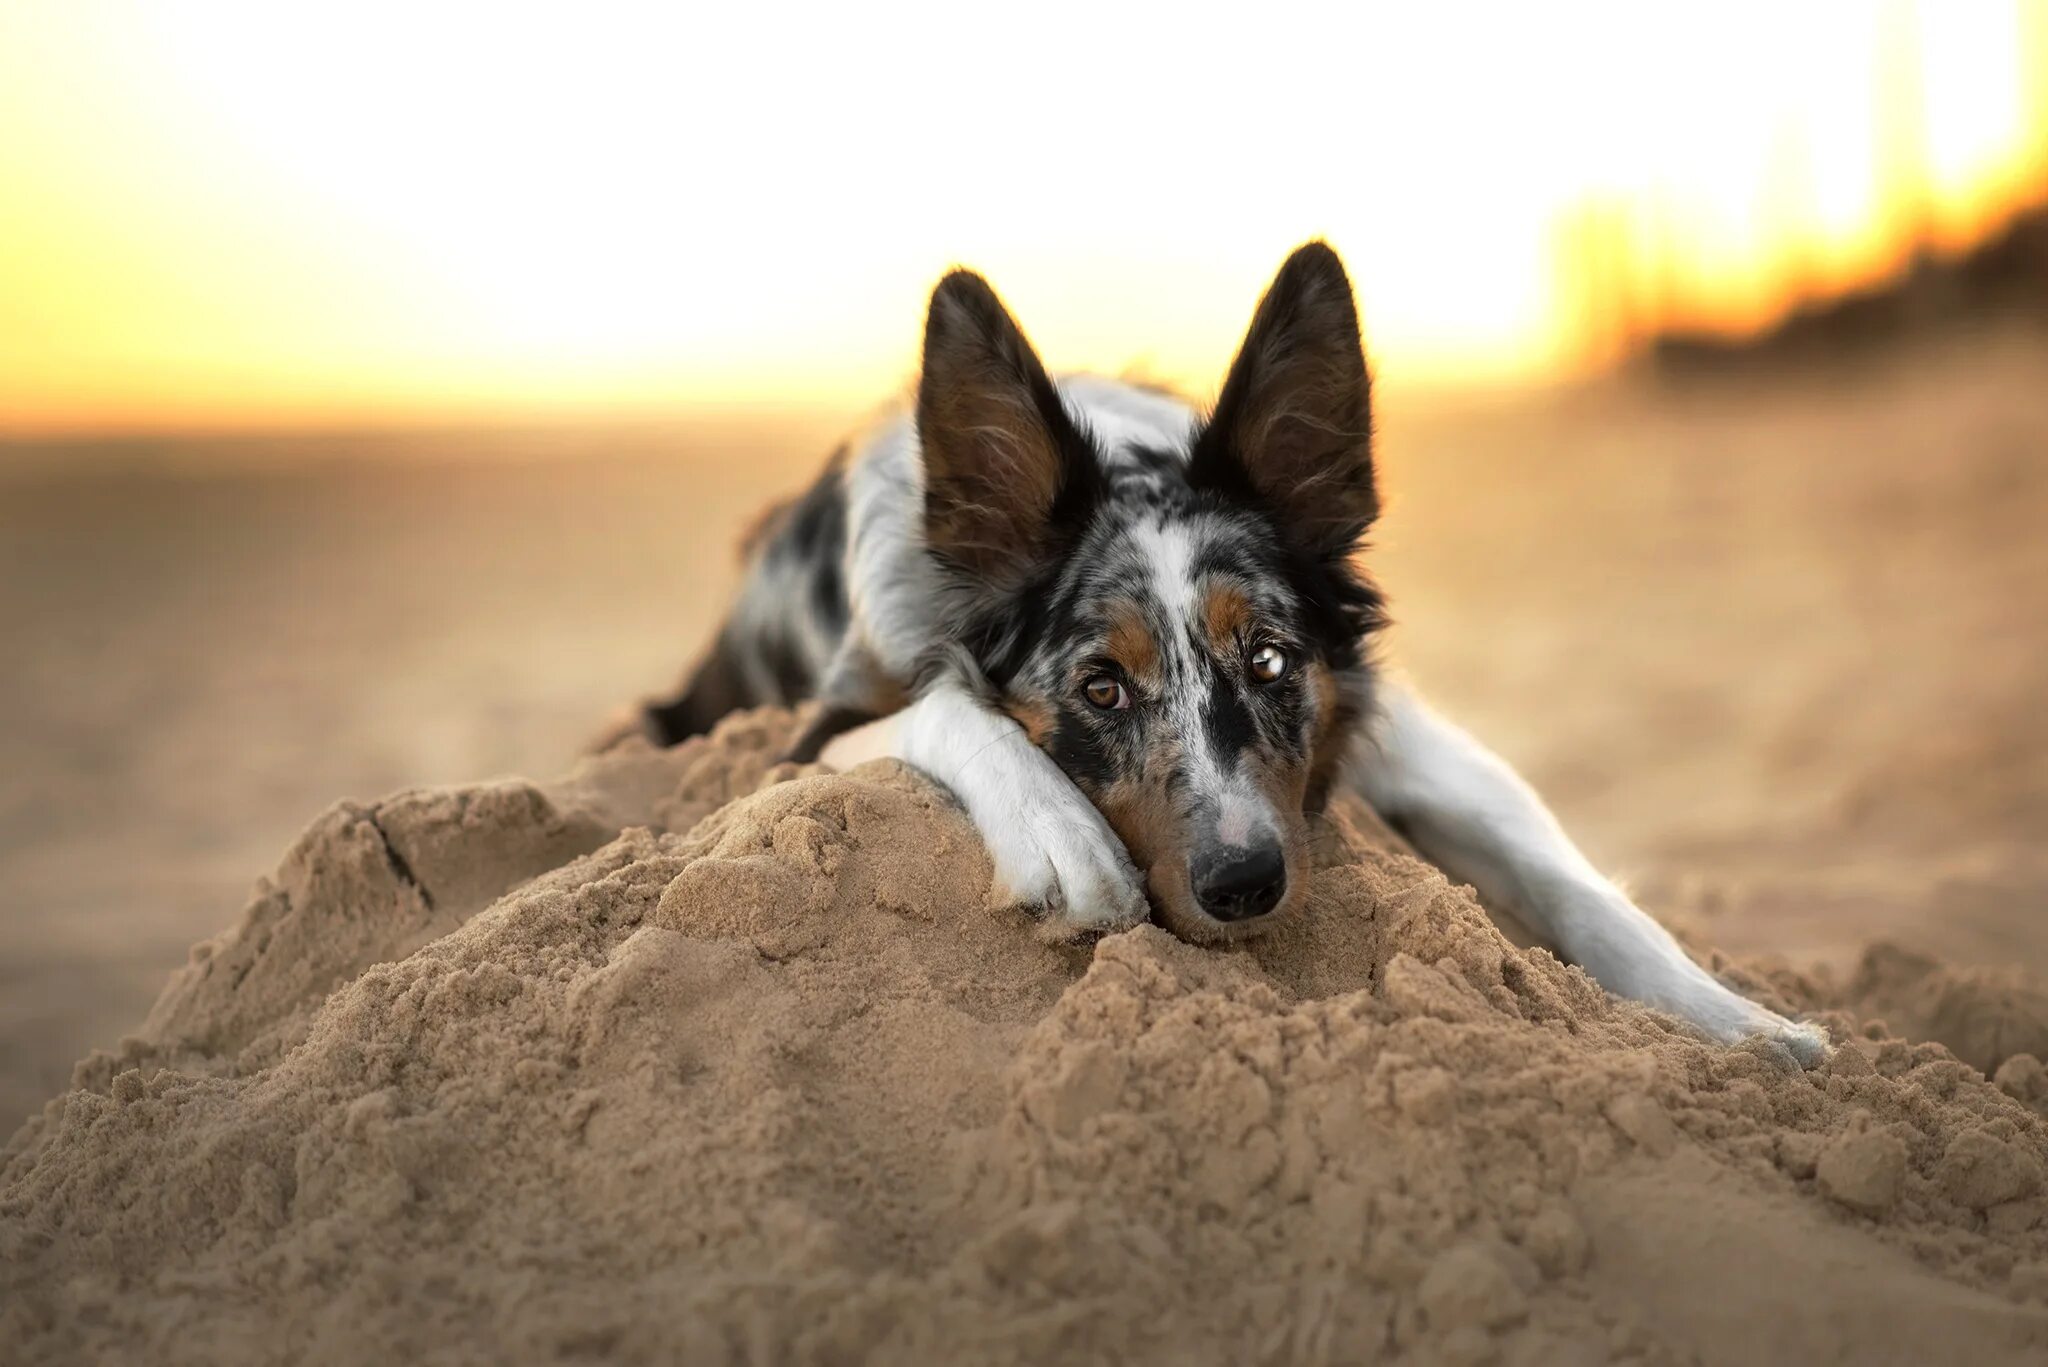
[[1190, 845, 1288, 922]]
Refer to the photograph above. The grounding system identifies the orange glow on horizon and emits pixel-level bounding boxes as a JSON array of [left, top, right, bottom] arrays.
[[1, 2, 2044, 438], [1559, 0, 2048, 361]]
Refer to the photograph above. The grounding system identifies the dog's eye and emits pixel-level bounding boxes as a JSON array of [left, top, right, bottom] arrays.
[[1082, 675, 1130, 711], [1249, 645, 1290, 684]]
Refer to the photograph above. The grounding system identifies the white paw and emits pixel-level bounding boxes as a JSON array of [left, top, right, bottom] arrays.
[[979, 784, 1149, 936], [1698, 991, 1832, 1069], [1630, 960, 1831, 1068]]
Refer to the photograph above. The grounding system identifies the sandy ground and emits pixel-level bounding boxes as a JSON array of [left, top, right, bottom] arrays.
[[7, 708, 2048, 1364]]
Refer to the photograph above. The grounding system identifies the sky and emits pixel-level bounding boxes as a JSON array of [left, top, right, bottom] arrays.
[[1, 1, 2043, 436]]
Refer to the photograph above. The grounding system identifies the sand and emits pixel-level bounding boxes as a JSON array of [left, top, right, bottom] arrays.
[[7, 706, 2048, 1365]]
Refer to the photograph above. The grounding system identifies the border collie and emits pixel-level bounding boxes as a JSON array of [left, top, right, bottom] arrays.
[[626, 243, 1827, 1065]]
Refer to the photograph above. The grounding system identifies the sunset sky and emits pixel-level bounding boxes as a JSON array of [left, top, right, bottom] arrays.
[[2, 1, 2043, 436]]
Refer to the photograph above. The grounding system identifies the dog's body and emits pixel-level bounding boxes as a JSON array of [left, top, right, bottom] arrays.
[[633, 244, 1826, 1064]]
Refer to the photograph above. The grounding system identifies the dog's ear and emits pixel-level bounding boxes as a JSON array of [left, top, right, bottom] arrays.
[[1188, 242, 1378, 555], [917, 270, 1100, 584]]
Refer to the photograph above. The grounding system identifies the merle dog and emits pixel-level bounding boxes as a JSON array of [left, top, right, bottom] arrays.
[[626, 243, 1826, 1063]]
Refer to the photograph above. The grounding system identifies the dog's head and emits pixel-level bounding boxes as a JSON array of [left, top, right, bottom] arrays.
[[915, 242, 1384, 941]]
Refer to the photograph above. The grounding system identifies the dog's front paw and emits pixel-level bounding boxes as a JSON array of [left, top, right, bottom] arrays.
[[1716, 997, 1832, 1069], [980, 791, 1149, 937], [1643, 966, 1832, 1068], [1573, 919, 1830, 1068]]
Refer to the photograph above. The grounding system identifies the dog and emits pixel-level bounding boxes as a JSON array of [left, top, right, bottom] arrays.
[[626, 242, 1827, 1065]]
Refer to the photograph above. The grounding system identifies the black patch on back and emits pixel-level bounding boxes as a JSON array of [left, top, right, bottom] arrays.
[[812, 555, 846, 638], [759, 629, 810, 702], [1123, 443, 1182, 475], [786, 449, 851, 638]]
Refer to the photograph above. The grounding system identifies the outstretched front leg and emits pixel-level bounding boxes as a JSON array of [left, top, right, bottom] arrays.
[[1352, 681, 1830, 1065], [819, 683, 1150, 936]]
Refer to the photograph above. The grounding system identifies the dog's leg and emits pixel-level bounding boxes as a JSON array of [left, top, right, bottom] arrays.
[[819, 684, 1149, 935], [1352, 681, 1828, 1065], [782, 639, 907, 764]]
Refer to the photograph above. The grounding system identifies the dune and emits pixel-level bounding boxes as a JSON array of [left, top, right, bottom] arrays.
[[6, 707, 2048, 1365]]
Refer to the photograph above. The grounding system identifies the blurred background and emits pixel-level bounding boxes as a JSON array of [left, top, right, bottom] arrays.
[[2, 1, 2044, 1130]]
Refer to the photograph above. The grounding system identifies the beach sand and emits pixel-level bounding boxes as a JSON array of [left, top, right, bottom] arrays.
[[5, 708, 2048, 1363], [3, 333, 2046, 1360]]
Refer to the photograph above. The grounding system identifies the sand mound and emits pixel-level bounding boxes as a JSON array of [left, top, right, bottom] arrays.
[[6, 709, 2048, 1365]]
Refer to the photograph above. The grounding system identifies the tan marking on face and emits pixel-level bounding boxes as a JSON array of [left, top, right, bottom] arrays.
[[1302, 662, 1359, 814], [1003, 693, 1056, 748], [1093, 755, 1199, 937], [1079, 720, 1187, 915], [1103, 602, 1160, 685], [1094, 777, 1184, 876], [1202, 582, 1254, 654]]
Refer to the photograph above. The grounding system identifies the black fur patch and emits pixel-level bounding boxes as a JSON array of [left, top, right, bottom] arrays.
[[788, 449, 851, 639], [1202, 660, 1259, 772], [645, 631, 752, 744]]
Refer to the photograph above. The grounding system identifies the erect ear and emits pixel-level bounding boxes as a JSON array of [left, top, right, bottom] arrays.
[[1187, 242, 1378, 555], [916, 269, 1101, 584]]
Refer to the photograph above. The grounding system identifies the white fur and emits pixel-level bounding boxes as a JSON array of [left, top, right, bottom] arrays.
[[1133, 516, 1199, 621], [841, 408, 942, 681], [1214, 796, 1260, 849], [820, 683, 1148, 933], [1349, 680, 1829, 1064], [1056, 373, 1196, 465]]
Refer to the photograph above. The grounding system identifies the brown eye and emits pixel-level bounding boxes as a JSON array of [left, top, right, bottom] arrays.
[[1250, 644, 1290, 684], [1083, 675, 1130, 711]]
